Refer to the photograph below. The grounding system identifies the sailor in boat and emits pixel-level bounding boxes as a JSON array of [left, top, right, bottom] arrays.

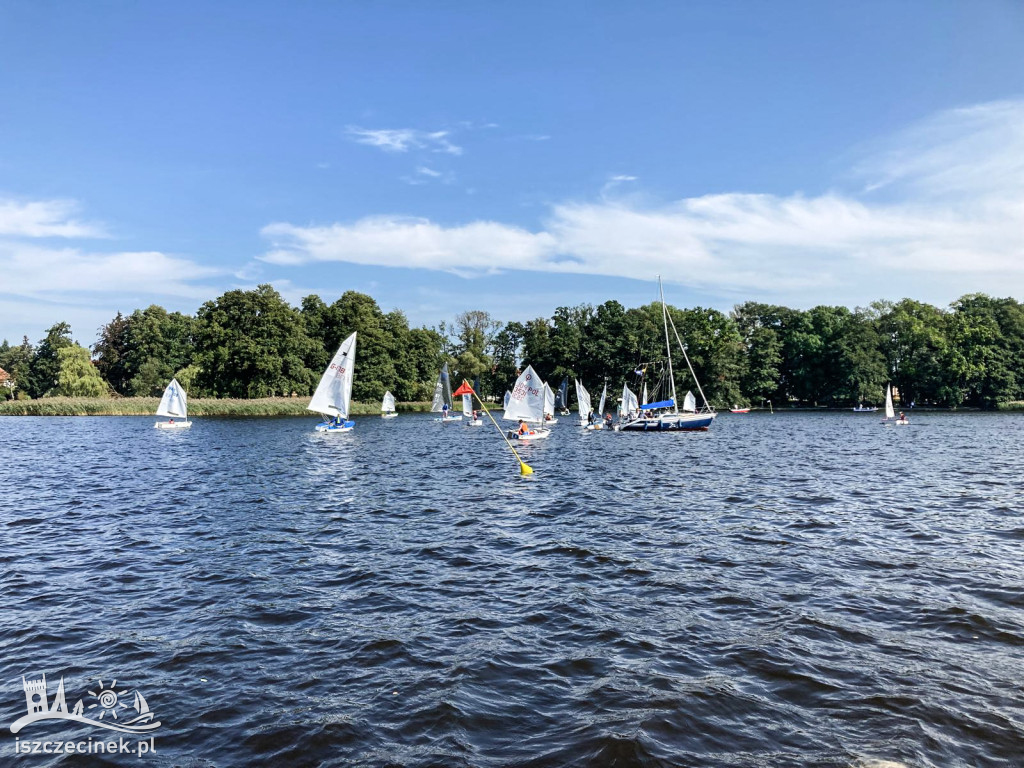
[[518, 420, 530, 436], [899, 411, 907, 422], [604, 413, 613, 428]]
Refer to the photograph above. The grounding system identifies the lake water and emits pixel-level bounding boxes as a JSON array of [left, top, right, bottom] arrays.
[[1, 411, 1022, 767]]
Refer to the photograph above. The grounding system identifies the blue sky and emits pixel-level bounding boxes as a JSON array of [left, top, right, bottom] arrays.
[[1, 1, 1023, 345]]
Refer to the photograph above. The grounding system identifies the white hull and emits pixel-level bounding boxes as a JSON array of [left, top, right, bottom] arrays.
[[584, 423, 604, 430], [436, 414, 463, 423], [466, 419, 484, 427], [507, 428, 552, 441], [542, 418, 558, 425], [381, 412, 398, 419], [155, 420, 191, 429]]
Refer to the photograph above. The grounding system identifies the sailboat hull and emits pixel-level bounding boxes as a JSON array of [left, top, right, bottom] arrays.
[[435, 414, 463, 423], [155, 420, 191, 429], [315, 420, 354, 432], [381, 412, 398, 419], [506, 428, 551, 440], [617, 412, 716, 431]]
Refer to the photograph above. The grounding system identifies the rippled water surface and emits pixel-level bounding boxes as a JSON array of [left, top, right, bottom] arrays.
[[1, 411, 1023, 767]]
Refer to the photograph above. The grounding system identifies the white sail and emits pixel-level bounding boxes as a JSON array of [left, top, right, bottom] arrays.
[[598, 384, 607, 417], [156, 378, 188, 419], [430, 363, 452, 412], [308, 332, 357, 418], [575, 379, 592, 425], [620, 383, 638, 416], [884, 384, 895, 419], [642, 382, 648, 407], [381, 391, 396, 413], [543, 382, 555, 418], [504, 365, 545, 423], [683, 390, 696, 413], [503, 390, 511, 410], [462, 392, 473, 417]]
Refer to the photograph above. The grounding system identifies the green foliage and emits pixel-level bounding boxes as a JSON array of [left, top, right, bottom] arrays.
[[9, 287, 1024, 411], [55, 344, 108, 397], [28, 322, 74, 397], [194, 285, 319, 398]]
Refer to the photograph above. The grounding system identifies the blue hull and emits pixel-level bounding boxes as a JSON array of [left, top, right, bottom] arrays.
[[618, 413, 716, 431]]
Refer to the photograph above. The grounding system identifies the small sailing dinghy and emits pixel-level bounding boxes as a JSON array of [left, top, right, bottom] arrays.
[[882, 384, 909, 426], [730, 405, 750, 414], [431, 363, 462, 422], [463, 391, 483, 426], [503, 390, 512, 412], [576, 379, 603, 430], [853, 403, 877, 412], [556, 377, 571, 415], [542, 381, 558, 424], [504, 365, 551, 440], [381, 390, 398, 419], [154, 378, 191, 429], [309, 332, 356, 432]]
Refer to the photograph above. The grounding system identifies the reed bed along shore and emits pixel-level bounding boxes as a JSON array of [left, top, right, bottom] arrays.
[[0, 397, 437, 417]]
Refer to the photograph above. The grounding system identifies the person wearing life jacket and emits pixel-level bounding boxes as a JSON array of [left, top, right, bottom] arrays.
[[518, 420, 529, 436]]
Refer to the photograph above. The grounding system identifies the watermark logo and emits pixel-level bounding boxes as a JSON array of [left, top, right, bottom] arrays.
[[11, 673, 161, 735]]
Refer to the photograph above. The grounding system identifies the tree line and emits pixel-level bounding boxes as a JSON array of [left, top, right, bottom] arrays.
[[1, 285, 1022, 409]]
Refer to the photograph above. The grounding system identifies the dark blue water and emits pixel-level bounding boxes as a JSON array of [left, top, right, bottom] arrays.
[[1, 411, 1022, 767]]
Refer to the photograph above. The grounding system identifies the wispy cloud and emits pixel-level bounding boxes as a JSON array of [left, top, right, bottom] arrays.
[[0, 198, 108, 238], [267, 100, 1024, 306], [0, 198, 222, 341], [345, 126, 463, 155]]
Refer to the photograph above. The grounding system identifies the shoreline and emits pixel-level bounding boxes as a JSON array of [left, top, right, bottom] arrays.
[[1, 397, 1020, 417], [0, 397, 437, 417]]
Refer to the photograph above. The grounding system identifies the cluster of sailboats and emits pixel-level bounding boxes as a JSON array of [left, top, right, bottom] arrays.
[[149, 278, 912, 434]]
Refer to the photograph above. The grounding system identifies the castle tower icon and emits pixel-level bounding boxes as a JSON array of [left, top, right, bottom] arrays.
[[21, 674, 68, 717], [23, 675, 48, 715]]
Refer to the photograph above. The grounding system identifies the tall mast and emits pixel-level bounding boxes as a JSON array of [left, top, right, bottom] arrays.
[[659, 276, 678, 411]]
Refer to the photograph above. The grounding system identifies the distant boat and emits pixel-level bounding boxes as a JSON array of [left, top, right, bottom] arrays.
[[431, 363, 462, 422], [154, 378, 191, 429], [503, 390, 512, 411], [541, 381, 558, 424], [309, 332, 356, 432], [730, 406, 750, 414], [504, 365, 551, 440], [853, 403, 877, 412], [616, 278, 716, 432], [555, 377, 571, 415], [575, 379, 603, 429], [381, 390, 398, 419], [882, 384, 909, 426], [463, 391, 483, 426], [618, 383, 638, 421]]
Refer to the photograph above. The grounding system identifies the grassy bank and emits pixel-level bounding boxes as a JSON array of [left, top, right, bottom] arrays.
[[0, 397, 436, 417]]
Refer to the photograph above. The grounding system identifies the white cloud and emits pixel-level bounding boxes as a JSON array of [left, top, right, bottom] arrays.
[[0, 242, 222, 299], [345, 126, 463, 155], [0, 198, 108, 238], [267, 100, 1024, 307]]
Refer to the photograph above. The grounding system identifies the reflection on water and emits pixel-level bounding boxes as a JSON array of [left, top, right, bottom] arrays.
[[1, 411, 1022, 767]]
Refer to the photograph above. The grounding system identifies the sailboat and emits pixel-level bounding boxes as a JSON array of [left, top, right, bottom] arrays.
[[431, 363, 461, 422], [882, 384, 909, 426], [503, 390, 512, 412], [576, 379, 603, 430], [555, 377, 571, 415], [154, 378, 191, 429], [597, 383, 608, 424], [381, 390, 398, 419], [542, 381, 558, 424], [309, 332, 357, 432], [463, 390, 483, 426], [619, 383, 638, 421], [617, 278, 717, 432], [504, 365, 551, 440]]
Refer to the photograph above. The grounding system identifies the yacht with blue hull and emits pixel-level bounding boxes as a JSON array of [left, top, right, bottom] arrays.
[[616, 278, 717, 433]]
